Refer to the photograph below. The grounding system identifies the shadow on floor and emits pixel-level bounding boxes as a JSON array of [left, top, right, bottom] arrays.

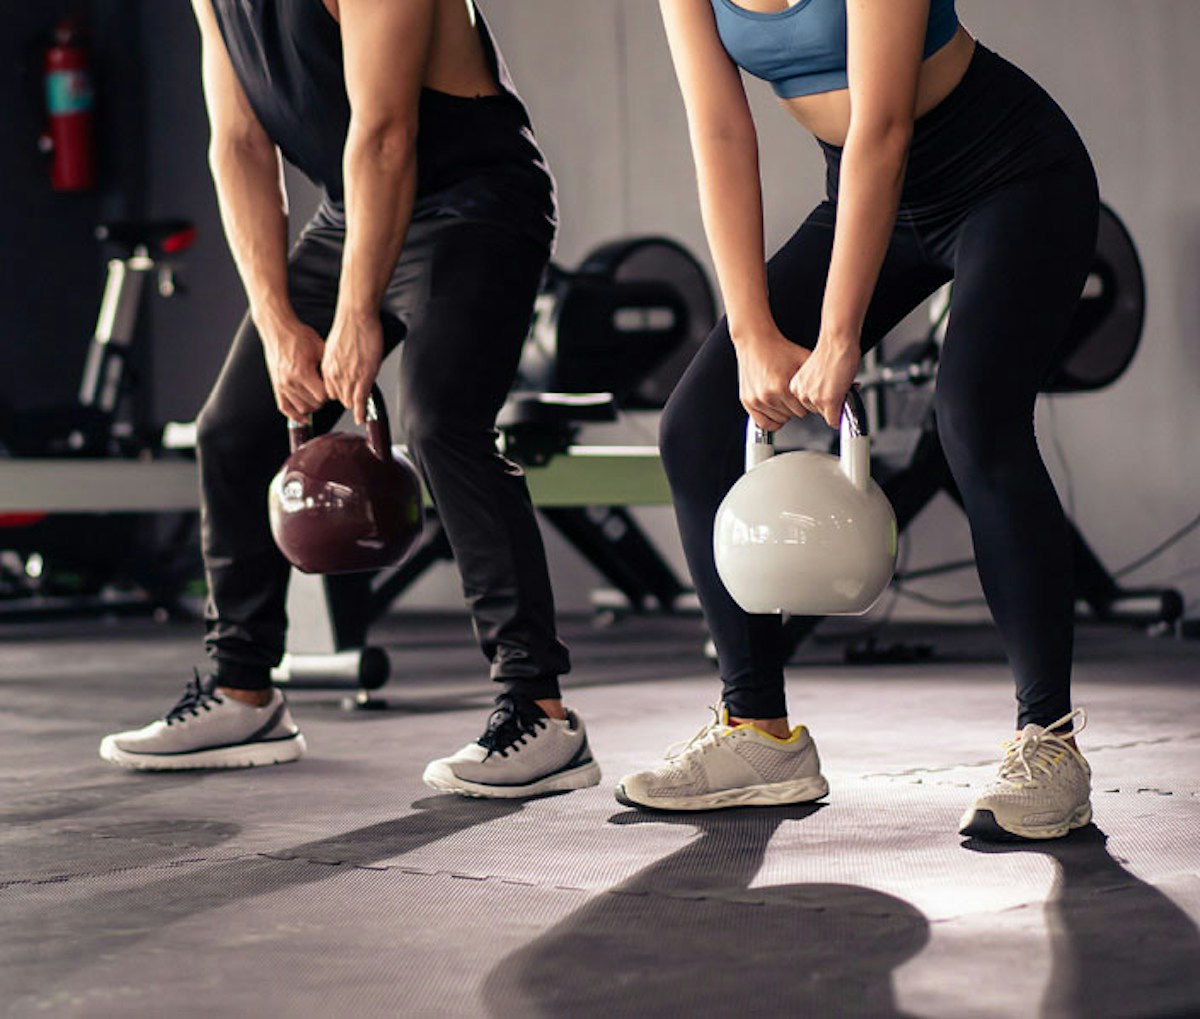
[[484, 806, 929, 1018], [964, 825, 1200, 1019], [1, 795, 524, 1002], [0, 771, 208, 825]]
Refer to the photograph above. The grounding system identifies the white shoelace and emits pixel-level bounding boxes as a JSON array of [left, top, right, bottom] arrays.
[[664, 704, 732, 763], [996, 707, 1087, 785]]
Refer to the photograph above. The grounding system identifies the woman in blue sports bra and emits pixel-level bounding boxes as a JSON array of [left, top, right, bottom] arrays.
[[615, 0, 1100, 842]]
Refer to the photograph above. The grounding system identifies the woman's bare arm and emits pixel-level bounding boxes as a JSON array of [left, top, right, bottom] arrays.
[[791, 0, 928, 427], [659, 0, 806, 427]]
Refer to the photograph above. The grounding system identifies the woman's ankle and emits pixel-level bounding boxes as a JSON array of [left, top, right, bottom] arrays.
[[729, 715, 792, 740]]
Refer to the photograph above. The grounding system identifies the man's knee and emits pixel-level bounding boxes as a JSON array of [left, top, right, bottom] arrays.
[[400, 399, 492, 468], [196, 396, 276, 465], [196, 399, 238, 459]]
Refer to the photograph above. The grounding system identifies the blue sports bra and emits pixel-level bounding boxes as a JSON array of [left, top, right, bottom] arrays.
[[712, 0, 959, 99]]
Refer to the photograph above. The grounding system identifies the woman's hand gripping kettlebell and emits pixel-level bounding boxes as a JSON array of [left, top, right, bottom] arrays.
[[789, 335, 862, 429], [734, 323, 810, 431]]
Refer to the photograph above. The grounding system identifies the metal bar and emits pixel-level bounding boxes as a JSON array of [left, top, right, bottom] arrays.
[[0, 460, 201, 512], [0, 446, 672, 513]]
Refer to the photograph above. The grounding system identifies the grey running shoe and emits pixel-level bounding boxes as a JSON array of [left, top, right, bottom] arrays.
[[423, 694, 601, 799], [616, 705, 829, 811], [959, 708, 1092, 841], [99, 673, 305, 771]]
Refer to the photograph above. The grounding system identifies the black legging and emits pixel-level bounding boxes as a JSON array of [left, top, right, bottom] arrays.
[[660, 45, 1099, 728]]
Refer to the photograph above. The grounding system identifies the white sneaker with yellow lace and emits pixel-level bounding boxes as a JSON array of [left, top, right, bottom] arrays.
[[959, 708, 1092, 841], [615, 705, 829, 811]]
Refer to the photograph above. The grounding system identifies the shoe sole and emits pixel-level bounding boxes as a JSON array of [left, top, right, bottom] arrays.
[[99, 733, 306, 771], [614, 774, 829, 812], [422, 759, 602, 799], [958, 801, 1093, 841]]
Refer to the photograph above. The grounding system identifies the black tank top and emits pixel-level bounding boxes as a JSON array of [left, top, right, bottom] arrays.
[[208, 0, 556, 248]]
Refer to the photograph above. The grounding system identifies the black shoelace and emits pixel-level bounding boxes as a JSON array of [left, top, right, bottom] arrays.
[[165, 670, 225, 725], [477, 694, 548, 759]]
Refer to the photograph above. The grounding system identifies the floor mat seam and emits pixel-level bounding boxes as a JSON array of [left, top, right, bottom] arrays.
[[3, 851, 1023, 911], [0, 851, 261, 889]]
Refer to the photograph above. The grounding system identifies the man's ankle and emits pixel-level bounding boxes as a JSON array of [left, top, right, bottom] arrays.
[[220, 686, 273, 708], [534, 698, 568, 721]]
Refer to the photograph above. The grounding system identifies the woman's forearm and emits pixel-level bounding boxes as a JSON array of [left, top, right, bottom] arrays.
[[820, 123, 912, 348], [692, 127, 775, 347]]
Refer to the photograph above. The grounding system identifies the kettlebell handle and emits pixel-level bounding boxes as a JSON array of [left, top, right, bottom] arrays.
[[744, 386, 871, 490], [286, 384, 393, 461], [363, 386, 392, 462], [287, 416, 312, 454]]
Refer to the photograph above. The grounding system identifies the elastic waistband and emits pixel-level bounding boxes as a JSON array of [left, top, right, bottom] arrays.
[[817, 39, 1094, 229], [911, 42, 1013, 138]]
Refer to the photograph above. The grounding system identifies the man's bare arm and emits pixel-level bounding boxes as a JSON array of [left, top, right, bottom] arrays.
[[321, 0, 434, 423], [191, 0, 326, 418]]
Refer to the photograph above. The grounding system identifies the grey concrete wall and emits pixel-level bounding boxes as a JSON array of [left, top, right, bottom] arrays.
[[131, 1, 1199, 621]]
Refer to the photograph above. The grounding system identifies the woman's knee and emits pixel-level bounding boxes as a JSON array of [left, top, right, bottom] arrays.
[[658, 390, 689, 476], [659, 330, 743, 481], [658, 384, 718, 491], [934, 384, 1032, 479]]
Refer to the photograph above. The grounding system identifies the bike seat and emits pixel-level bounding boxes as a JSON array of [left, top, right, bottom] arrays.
[[96, 219, 197, 256], [497, 392, 618, 430], [496, 393, 618, 466]]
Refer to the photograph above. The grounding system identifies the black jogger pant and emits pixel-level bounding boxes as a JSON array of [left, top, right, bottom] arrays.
[[197, 205, 569, 699], [660, 45, 1100, 728]]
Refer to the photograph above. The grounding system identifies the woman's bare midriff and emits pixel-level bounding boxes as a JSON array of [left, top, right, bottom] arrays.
[[781, 27, 977, 146], [321, 0, 501, 98]]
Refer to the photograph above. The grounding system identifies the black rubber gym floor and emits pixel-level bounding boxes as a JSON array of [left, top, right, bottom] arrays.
[[2, 613, 1198, 1018]]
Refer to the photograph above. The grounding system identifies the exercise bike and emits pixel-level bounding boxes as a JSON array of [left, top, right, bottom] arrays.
[[766, 201, 1184, 665], [0, 219, 203, 618]]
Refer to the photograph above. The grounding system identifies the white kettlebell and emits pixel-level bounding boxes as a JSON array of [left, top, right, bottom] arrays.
[[714, 387, 898, 616]]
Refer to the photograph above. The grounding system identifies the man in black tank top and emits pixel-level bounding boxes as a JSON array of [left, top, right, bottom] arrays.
[[99, 0, 603, 800]]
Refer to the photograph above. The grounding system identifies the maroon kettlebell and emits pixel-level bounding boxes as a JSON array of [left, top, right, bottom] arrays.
[[268, 386, 424, 574]]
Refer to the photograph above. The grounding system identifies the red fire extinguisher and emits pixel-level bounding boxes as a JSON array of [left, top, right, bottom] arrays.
[[41, 17, 96, 192]]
